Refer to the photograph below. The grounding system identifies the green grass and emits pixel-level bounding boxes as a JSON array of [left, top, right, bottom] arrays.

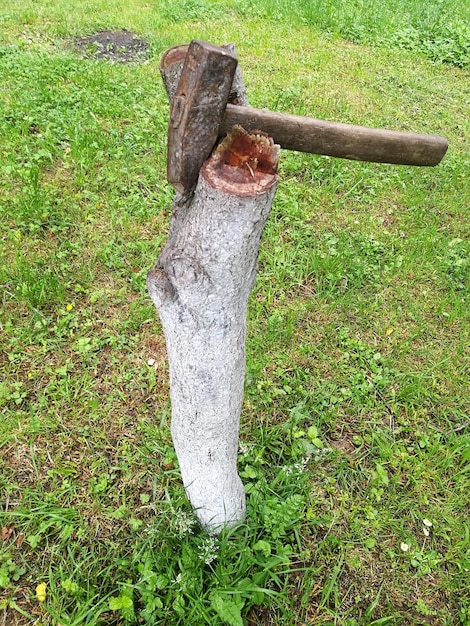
[[1, 1, 469, 624], [231, 0, 470, 69]]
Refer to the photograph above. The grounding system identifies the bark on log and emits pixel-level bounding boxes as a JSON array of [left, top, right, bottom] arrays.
[[147, 128, 279, 532]]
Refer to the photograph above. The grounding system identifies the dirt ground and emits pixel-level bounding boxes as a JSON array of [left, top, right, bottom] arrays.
[[74, 29, 148, 62]]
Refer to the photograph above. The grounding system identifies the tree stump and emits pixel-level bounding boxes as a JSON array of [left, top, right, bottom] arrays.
[[148, 111, 279, 530]]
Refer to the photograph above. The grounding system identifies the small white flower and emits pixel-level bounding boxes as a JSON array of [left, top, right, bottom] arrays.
[[147, 358, 156, 366], [198, 536, 219, 565], [238, 442, 251, 456], [423, 527, 430, 537], [423, 518, 433, 528], [400, 542, 409, 552], [281, 458, 309, 476], [173, 511, 195, 537]]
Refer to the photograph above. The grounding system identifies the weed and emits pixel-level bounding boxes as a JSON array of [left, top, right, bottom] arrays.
[[440, 238, 470, 291]]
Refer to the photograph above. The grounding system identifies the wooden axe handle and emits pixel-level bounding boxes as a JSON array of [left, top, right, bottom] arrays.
[[221, 104, 448, 166]]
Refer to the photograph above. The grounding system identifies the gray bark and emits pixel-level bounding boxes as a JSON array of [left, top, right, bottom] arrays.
[[148, 128, 279, 532]]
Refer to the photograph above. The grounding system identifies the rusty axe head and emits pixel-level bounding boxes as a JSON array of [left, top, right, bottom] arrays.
[[165, 40, 448, 194], [166, 40, 238, 194]]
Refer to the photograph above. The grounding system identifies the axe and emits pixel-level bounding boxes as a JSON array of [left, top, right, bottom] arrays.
[[165, 40, 448, 193]]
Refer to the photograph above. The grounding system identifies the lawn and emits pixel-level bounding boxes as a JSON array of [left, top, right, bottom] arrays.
[[1, 1, 469, 624]]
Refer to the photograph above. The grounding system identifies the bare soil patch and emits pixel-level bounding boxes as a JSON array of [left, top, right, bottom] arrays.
[[74, 29, 148, 62]]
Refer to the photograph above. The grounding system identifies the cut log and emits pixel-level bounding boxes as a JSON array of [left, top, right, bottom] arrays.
[[149, 43, 277, 532], [147, 127, 279, 532]]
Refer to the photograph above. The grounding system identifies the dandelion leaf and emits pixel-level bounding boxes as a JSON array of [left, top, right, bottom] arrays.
[[210, 591, 244, 626]]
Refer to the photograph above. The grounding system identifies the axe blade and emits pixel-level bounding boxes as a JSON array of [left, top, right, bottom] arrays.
[[167, 40, 238, 193]]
